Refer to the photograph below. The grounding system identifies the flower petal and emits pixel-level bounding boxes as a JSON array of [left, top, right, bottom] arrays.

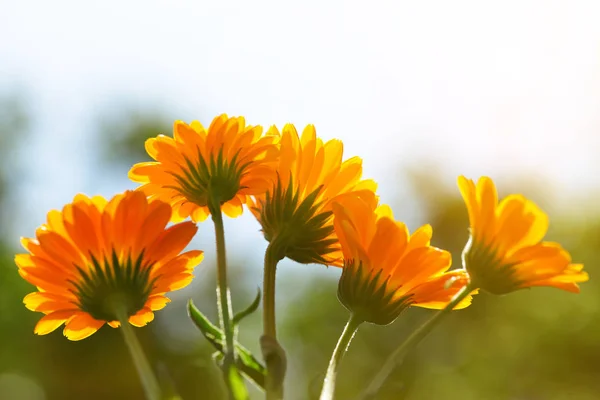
[[63, 312, 105, 341], [129, 308, 155, 327], [34, 309, 78, 335]]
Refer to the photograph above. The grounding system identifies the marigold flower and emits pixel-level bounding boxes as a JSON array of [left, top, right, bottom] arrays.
[[16, 191, 203, 340], [332, 191, 472, 325], [129, 114, 279, 222], [250, 123, 377, 265], [458, 176, 588, 295]]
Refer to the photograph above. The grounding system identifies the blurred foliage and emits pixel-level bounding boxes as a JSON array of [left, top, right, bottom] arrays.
[[1, 100, 598, 400], [0, 93, 30, 236], [0, 93, 29, 152], [96, 108, 173, 165]]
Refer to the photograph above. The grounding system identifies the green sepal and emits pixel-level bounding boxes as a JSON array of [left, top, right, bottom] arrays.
[[232, 287, 261, 326], [255, 177, 339, 265], [187, 300, 266, 390]]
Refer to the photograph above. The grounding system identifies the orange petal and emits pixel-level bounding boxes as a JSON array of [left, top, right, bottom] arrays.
[[24, 292, 69, 309], [391, 247, 452, 290], [146, 295, 171, 311], [154, 273, 194, 293], [367, 217, 407, 274], [34, 309, 78, 335], [324, 157, 363, 198], [475, 177, 497, 237], [24, 292, 75, 312], [222, 197, 244, 218], [410, 271, 475, 310], [151, 250, 204, 280], [121, 191, 150, 252], [20, 237, 40, 253], [18, 269, 73, 297], [174, 201, 198, 222], [37, 230, 84, 268], [515, 198, 549, 249], [133, 201, 172, 255], [457, 176, 478, 233], [406, 224, 433, 251], [66, 203, 101, 257], [18, 264, 73, 294], [145, 222, 197, 263], [191, 206, 210, 223], [129, 308, 155, 327], [523, 279, 583, 293], [63, 312, 105, 340], [495, 195, 530, 253]]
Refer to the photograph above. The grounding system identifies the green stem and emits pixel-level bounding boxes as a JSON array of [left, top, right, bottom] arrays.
[[116, 309, 162, 400], [358, 283, 474, 400], [263, 242, 281, 339], [319, 314, 363, 400], [210, 205, 237, 391], [262, 242, 286, 400]]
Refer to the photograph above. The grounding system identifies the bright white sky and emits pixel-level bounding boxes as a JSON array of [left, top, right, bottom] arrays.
[[2, 1, 600, 220]]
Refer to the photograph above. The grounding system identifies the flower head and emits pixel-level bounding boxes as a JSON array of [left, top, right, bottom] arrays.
[[332, 191, 472, 325], [458, 176, 588, 295], [129, 114, 279, 222], [250, 123, 377, 265], [16, 191, 203, 340]]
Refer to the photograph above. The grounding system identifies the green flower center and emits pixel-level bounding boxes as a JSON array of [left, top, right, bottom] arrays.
[[338, 260, 411, 326], [256, 177, 338, 265], [71, 249, 156, 322], [169, 146, 249, 207], [462, 235, 522, 294]]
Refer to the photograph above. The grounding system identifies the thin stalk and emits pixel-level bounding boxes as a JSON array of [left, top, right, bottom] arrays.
[[116, 308, 162, 400], [262, 241, 286, 400], [210, 206, 236, 390], [263, 242, 280, 338], [358, 283, 474, 400], [319, 314, 364, 400]]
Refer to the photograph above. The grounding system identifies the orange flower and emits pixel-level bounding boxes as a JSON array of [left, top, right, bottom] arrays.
[[458, 176, 588, 294], [332, 191, 472, 325], [129, 114, 279, 222], [16, 190, 202, 340], [250, 123, 377, 265]]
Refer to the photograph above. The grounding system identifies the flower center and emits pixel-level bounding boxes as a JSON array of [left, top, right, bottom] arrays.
[[169, 146, 246, 207], [256, 178, 337, 264], [338, 260, 412, 325], [462, 236, 521, 294], [71, 249, 156, 321]]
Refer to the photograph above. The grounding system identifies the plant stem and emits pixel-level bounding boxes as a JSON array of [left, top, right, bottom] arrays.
[[319, 314, 363, 400], [263, 242, 281, 339], [116, 309, 162, 400], [358, 283, 474, 400], [262, 242, 286, 400], [210, 206, 237, 394]]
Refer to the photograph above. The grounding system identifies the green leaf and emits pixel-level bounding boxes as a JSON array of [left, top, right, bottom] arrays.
[[187, 300, 266, 390], [187, 299, 222, 341], [232, 287, 261, 326], [227, 363, 250, 400]]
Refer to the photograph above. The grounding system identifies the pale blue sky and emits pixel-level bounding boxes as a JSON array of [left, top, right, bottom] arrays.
[[2, 0, 600, 266], [3, 1, 600, 219]]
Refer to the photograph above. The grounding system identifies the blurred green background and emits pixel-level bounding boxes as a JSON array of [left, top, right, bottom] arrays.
[[0, 93, 598, 400]]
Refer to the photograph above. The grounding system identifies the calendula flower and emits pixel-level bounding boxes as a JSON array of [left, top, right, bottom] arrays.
[[129, 114, 279, 222], [250, 123, 377, 265], [458, 176, 588, 295], [16, 190, 203, 340], [332, 191, 472, 325]]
